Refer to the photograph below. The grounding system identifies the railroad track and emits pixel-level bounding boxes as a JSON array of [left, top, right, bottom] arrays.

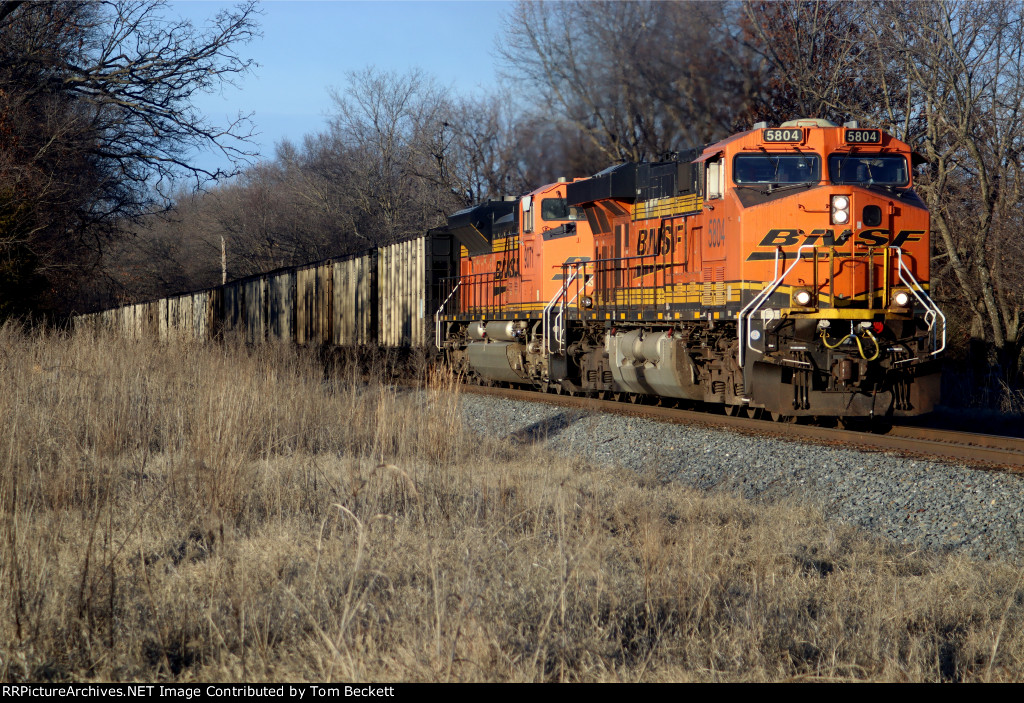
[[459, 383, 1024, 471]]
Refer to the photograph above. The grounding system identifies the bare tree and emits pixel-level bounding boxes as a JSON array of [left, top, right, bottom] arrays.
[[498, 1, 752, 168], [883, 0, 1024, 377], [435, 95, 532, 202], [739, 1, 878, 124], [0, 0, 259, 315], [325, 67, 466, 245]]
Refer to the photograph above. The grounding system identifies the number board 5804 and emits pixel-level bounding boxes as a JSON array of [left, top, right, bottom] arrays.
[[844, 129, 881, 144], [762, 128, 804, 143]]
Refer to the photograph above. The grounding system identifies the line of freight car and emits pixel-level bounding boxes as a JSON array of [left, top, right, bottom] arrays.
[[77, 232, 458, 349]]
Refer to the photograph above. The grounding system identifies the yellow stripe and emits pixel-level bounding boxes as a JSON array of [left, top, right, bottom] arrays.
[[632, 194, 704, 221], [458, 278, 931, 316], [490, 236, 519, 254]]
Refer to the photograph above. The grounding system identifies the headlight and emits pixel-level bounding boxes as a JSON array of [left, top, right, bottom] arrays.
[[831, 194, 850, 226], [892, 290, 911, 307], [793, 288, 814, 306]]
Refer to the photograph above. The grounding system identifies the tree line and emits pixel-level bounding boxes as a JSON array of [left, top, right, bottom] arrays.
[[2, 0, 1021, 390]]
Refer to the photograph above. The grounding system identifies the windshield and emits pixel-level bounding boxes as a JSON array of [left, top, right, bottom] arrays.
[[828, 154, 909, 186], [733, 153, 821, 185]]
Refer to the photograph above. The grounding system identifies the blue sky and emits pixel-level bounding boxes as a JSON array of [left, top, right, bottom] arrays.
[[171, 0, 511, 172]]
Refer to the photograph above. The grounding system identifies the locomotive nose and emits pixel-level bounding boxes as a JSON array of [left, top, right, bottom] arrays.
[[790, 188, 883, 308], [827, 187, 924, 309], [828, 190, 872, 306]]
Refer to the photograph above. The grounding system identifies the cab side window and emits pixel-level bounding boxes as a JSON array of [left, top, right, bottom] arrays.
[[706, 157, 724, 199], [541, 198, 568, 220]]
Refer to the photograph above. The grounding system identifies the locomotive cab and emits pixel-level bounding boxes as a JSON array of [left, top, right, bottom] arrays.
[[437, 178, 597, 387]]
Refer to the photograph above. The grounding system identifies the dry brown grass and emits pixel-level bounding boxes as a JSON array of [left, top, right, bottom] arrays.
[[2, 324, 1024, 682]]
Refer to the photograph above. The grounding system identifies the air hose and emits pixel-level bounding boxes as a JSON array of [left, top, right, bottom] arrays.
[[819, 328, 880, 361]]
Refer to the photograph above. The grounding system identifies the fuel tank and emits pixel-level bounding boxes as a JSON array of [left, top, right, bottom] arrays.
[[606, 330, 702, 400]]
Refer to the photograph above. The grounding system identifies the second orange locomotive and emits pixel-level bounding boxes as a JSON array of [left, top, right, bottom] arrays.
[[437, 118, 944, 420]]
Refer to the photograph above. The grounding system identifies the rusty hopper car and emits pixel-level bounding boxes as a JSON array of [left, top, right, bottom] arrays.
[[378, 234, 456, 347], [78, 231, 457, 351]]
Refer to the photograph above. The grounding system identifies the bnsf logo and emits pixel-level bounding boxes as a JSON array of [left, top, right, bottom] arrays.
[[636, 226, 674, 256], [747, 228, 925, 260], [494, 256, 519, 280]]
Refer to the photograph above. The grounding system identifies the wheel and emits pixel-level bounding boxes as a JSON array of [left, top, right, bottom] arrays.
[[770, 411, 797, 423], [724, 404, 739, 416], [628, 393, 640, 404], [744, 406, 762, 419]]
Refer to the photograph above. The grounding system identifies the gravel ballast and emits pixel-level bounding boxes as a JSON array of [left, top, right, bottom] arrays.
[[456, 393, 1024, 562]]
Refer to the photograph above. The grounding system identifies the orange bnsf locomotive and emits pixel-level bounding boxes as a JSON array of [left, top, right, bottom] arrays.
[[437, 119, 945, 420]]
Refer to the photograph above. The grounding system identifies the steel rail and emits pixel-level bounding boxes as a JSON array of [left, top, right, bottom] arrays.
[[458, 383, 1024, 471]]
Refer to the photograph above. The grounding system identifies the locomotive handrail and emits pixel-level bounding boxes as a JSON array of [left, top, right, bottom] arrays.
[[553, 266, 594, 355], [543, 265, 581, 355], [738, 244, 816, 368], [890, 246, 946, 356], [434, 280, 461, 350], [736, 246, 946, 366], [587, 254, 687, 312]]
